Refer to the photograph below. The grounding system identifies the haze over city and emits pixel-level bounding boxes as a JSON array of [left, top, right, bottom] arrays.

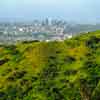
[[0, 0, 100, 23], [0, 1, 100, 100]]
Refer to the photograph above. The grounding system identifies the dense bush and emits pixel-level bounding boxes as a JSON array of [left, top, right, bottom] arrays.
[[0, 31, 100, 100]]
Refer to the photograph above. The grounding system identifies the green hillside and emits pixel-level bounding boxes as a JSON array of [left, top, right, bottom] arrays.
[[0, 31, 100, 100]]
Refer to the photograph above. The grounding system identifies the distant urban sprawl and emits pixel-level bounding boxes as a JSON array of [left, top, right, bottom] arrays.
[[0, 19, 100, 43]]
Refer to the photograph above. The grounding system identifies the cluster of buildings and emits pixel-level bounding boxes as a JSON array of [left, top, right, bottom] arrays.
[[0, 19, 74, 43]]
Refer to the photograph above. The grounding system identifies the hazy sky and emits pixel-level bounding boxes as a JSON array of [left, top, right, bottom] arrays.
[[0, 0, 100, 23]]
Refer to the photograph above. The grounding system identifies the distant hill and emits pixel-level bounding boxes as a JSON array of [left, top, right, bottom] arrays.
[[0, 30, 100, 100], [64, 24, 100, 34]]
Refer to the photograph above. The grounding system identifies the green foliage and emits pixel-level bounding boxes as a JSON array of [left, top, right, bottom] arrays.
[[0, 31, 100, 100]]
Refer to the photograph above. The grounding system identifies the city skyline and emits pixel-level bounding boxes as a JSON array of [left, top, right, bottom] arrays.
[[0, 0, 100, 23]]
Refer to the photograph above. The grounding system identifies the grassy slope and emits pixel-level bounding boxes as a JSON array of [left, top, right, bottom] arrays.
[[0, 31, 100, 100]]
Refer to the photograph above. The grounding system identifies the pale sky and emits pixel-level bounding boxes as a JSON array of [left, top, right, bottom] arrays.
[[0, 0, 100, 23]]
